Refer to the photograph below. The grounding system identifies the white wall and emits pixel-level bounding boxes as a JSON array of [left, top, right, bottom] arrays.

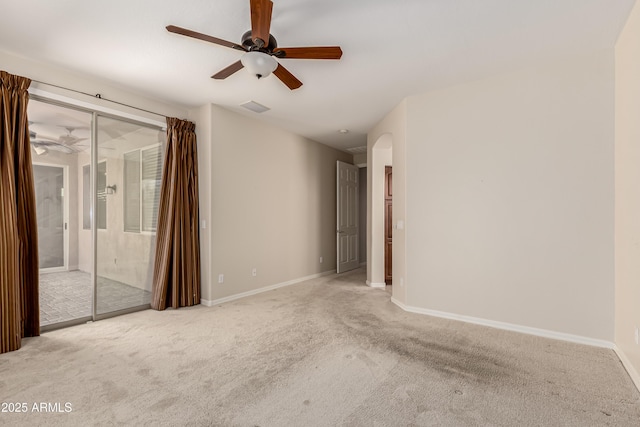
[[194, 105, 352, 303], [615, 0, 640, 383], [402, 50, 615, 341]]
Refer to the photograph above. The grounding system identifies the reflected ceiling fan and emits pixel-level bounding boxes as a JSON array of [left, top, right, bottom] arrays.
[[58, 126, 88, 145], [166, 0, 342, 90], [29, 127, 89, 155], [30, 131, 73, 155]]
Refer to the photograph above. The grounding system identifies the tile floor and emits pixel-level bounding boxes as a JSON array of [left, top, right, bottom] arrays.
[[39, 270, 151, 326]]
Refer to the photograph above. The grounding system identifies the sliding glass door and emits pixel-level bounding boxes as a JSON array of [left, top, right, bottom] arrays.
[[94, 115, 165, 317], [29, 97, 165, 329]]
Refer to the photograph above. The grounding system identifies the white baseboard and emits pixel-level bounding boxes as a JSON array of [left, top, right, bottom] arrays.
[[201, 270, 336, 307], [613, 345, 640, 393], [391, 297, 614, 349], [366, 280, 386, 288]]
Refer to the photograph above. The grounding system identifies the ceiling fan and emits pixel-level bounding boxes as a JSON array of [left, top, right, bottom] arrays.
[[29, 127, 89, 155], [58, 127, 88, 145], [30, 131, 74, 155], [166, 0, 342, 90]]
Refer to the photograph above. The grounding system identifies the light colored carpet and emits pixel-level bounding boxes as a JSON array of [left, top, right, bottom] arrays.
[[1, 269, 639, 426]]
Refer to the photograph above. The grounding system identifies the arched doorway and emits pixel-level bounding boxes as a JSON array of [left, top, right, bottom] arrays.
[[366, 133, 392, 288]]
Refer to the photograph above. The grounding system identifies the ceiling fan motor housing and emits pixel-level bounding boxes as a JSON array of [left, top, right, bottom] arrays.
[[241, 30, 278, 53]]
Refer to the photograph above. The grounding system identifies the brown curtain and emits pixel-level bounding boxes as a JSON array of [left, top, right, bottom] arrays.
[[0, 71, 39, 354], [151, 117, 200, 310]]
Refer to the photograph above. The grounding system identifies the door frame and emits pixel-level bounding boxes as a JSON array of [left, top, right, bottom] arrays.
[[33, 162, 69, 273]]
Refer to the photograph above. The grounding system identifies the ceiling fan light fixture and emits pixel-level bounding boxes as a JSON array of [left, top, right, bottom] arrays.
[[33, 146, 48, 156], [241, 51, 277, 79]]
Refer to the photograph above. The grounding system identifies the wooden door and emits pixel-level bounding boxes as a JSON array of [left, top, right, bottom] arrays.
[[384, 166, 392, 284]]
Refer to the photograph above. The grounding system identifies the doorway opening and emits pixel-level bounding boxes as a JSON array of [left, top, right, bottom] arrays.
[[385, 166, 392, 285]]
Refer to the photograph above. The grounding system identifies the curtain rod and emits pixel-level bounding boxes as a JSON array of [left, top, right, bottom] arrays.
[[31, 79, 167, 119]]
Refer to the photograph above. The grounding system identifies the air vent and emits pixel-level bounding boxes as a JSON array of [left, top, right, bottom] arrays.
[[346, 146, 367, 154], [240, 100, 270, 114]]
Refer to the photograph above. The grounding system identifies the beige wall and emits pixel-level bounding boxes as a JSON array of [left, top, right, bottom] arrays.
[[400, 50, 615, 340], [615, 0, 640, 382], [367, 100, 407, 303], [369, 144, 391, 288], [353, 153, 367, 167], [190, 104, 214, 302], [358, 167, 367, 264], [192, 104, 352, 303]]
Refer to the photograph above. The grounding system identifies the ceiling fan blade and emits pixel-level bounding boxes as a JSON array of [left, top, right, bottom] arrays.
[[32, 140, 75, 154], [212, 61, 245, 79], [63, 137, 88, 145], [273, 47, 343, 60], [32, 134, 61, 143], [250, 0, 273, 48], [166, 25, 246, 51], [273, 64, 302, 90]]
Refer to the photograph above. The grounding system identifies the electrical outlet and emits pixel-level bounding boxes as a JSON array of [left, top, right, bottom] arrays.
[[635, 326, 639, 345], [252, 268, 257, 277], [320, 256, 323, 263], [218, 274, 224, 284]]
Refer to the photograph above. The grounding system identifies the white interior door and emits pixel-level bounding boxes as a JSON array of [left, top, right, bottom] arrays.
[[337, 161, 359, 273], [33, 163, 68, 271]]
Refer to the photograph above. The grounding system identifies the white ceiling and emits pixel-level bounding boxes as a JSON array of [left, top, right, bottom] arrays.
[[0, 0, 635, 151]]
